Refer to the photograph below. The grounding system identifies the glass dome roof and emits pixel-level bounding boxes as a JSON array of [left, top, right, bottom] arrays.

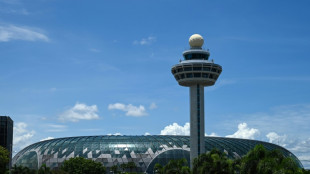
[[12, 135, 303, 173]]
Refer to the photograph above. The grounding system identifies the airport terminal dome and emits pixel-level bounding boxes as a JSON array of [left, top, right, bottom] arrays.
[[13, 135, 303, 173]]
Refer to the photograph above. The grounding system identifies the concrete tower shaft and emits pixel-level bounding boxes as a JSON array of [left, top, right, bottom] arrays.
[[171, 34, 222, 166]]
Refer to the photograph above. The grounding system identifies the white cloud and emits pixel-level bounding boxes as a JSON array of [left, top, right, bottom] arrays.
[[45, 124, 67, 132], [149, 102, 157, 110], [133, 36, 156, 45], [160, 122, 217, 136], [0, 25, 49, 42], [228, 104, 310, 138], [59, 103, 100, 122], [218, 104, 310, 168], [264, 132, 310, 169], [40, 137, 54, 141], [266, 132, 287, 147], [145, 132, 151, 136], [108, 103, 148, 117], [226, 123, 259, 139], [289, 138, 310, 154], [206, 132, 218, 137], [160, 122, 190, 135], [107, 133, 122, 136], [13, 122, 35, 152]]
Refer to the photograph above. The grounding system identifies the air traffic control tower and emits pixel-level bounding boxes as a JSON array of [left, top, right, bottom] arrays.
[[171, 34, 222, 165]]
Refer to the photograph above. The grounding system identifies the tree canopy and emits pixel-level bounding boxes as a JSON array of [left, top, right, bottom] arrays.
[[192, 148, 235, 174], [156, 144, 307, 174], [61, 157, 106, 174], [0, 146, 9, 174]]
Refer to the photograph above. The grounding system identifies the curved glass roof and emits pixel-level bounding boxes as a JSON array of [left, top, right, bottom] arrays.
[[12, 135, 303, 172]]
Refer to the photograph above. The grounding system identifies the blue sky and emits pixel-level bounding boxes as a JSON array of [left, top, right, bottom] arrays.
[[1, 0, 310, 168]]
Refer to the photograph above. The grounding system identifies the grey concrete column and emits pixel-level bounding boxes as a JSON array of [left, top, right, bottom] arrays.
[[189, 84, 205, 167]]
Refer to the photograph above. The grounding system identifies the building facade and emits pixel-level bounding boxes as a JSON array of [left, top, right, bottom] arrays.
[[0, 116, 13, 168]]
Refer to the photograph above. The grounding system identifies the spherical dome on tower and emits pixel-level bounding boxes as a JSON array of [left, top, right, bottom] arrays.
[[189, 34, 204, 48]]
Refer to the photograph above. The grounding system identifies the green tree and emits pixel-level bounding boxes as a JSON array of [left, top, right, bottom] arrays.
[[10, 164, 36, 174], [240, 144, 303, 174], [38, 164, 51, 174], [192, 149, 234, 174], [0, 146, 9, 174], [61, 157, 106, 174], [126, 162, 137, 172], [162, 158, 190, 174], [120, 163, 127, 173], [153, 163, 163, 174], [110, 165, 119, 174]]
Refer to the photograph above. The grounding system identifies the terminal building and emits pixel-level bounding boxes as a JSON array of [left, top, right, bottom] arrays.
[[12, 35, 304, 172], [12, 135, 303, 173]]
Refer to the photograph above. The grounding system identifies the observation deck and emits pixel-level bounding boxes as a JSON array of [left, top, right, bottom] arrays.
[[171, 59, 222, 87]]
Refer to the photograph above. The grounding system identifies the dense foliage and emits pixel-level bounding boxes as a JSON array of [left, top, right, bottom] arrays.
[[61, 156, 106, 174], [192, 149, 235, 174], [155, 144, 309, 174], [239, 144, 303, 174], [0, 146, 9, 174], [154, 158, 190, 174]]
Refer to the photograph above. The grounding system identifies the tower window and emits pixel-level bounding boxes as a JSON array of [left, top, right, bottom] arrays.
[[184, 54, 192, 60], [184, 67, 192, 71], [177, 68, 183, 72], [180, 74, 185, 79], [203, 67, 210, 71], [194, 73, 201, 78], [186, 73, 193, 78], [193, 67, 202, 71], [202, 73, 209, 78], [184, 53, 209, 60]]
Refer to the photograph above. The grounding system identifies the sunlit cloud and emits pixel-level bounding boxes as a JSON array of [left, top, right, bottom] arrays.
[[226, 123, 259, 139], [108, 103, 148, 117], [160, 122, 190, 135], [13, 122, 35, 152], [59, 103, 100, 122]]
